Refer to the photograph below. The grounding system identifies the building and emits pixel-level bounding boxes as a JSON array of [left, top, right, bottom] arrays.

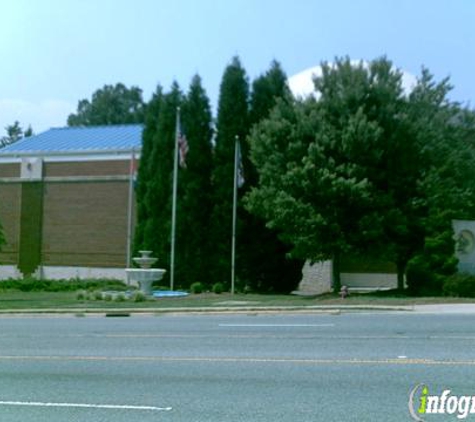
[[0, 124, 142, 280]]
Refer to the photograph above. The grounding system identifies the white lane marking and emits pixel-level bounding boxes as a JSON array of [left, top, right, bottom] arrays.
[[0, 401, 172, 411], [219, 324, 335, 327]]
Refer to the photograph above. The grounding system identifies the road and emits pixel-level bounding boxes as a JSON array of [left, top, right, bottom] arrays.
[[0, 311, 474, 421]]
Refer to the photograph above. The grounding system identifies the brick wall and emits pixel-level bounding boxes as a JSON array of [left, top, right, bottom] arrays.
[[0, 184, 21, 264], [44, 160, 131, 177], [42, 181, 131, 267], [0, 163, 20, 178], [0, 158, 135, 273]]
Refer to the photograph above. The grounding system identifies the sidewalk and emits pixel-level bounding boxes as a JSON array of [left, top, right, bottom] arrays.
[[1, 303, 475, 316], [411, 304, 475, 314], [0, 304, 412, 316]]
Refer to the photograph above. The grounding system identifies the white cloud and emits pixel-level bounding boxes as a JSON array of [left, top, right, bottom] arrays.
[[0, 98, 74, 136]]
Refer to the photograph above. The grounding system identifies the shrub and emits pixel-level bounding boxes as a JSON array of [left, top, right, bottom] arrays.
[[406, 257, 441, 296], [0, 278, 127, 292], [212, 282, 224, 294], [114, 293, 126, 302], [190, 282, 204, 294], [406, 223, 458, 296], [76, 290, 87, 301], [132, 291, 147, 302], [93, 290, 103, 301], [443, 273, 475, 297], [103, 294, 112, 302]]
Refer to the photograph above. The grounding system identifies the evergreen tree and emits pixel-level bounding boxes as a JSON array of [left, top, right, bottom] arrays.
[[242, 60, 303, 293], [1, 121, 32, 147], [405, 83, 475, 294], [6, 121, 23, 142], [210, 57, 250, 287], [177, 75, 214, 286], [142, 83, 184, 283], [134, 85, 163, 255], [24, 125, 34, 137], [249, 60, 290, 126]]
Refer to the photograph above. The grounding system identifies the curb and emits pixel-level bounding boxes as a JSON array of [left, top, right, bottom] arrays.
[[0, 305, 413, 317]]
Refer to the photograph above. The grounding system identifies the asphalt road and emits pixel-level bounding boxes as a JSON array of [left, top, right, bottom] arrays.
[[0, 311, 474, 421]]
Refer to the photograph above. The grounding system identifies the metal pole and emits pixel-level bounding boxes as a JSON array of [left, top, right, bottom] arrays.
[[126, 148, 135, 269], [170, 107, 180, 291], [231, 136, 239, 295]]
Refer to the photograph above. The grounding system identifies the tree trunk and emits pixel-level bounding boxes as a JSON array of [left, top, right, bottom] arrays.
[[332, 252, 342, 294], [396, 261, 406, 292]]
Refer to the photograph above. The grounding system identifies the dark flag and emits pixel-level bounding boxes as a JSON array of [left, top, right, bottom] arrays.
[[178, 125, 188, 168]]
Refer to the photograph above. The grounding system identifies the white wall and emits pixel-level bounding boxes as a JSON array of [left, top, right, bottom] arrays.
[[35, 266, 127, 282], [0, 265, 22, 280], [295, 260, 398, 294], [341, 272, 397, 289]]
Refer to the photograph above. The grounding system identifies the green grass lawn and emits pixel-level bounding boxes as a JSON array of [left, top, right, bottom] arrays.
[[0, 290, 474, 311], [0, 291, 80, 309]]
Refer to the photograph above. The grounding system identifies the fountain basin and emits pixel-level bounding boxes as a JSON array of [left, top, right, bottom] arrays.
[[132, 250, 158, 269], [126, 268, 166, 295]]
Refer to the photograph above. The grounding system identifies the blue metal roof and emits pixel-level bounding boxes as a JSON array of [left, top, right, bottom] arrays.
[[0, 124, 143, 154]]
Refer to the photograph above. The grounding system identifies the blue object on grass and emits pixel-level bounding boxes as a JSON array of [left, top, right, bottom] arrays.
[[153, 290, 189, 298]]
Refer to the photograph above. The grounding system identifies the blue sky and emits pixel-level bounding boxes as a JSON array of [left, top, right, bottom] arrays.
[[0, 0, 473, 133]]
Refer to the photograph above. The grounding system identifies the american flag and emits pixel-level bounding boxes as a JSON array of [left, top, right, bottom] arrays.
[[129, 149, 138, 187], [178, 126, 189, 169]]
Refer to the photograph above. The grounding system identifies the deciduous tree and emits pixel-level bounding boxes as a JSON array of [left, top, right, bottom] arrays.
[[246, 57, 475, 292], [68, 83, 146, 126], [242, 60, 303, 293]]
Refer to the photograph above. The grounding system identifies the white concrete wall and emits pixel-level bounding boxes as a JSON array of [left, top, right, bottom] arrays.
[[295, 259, 398, 295], [34, 266, 127, 282], [0, 265, 22, 280], [341, 272, 397, 289]]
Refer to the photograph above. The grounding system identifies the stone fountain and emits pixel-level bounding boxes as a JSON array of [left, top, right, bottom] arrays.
[[126, 250, 166, 295]]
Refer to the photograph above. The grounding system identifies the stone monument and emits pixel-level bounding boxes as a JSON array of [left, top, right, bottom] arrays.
[[453, 220, 475, 274], [293, 260, 332, 296]]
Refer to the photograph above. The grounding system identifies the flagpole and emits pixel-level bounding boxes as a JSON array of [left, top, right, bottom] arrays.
[[170, 107, 180, 291], [126, 147, 135, 269], [231, 135, 239, 295]]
